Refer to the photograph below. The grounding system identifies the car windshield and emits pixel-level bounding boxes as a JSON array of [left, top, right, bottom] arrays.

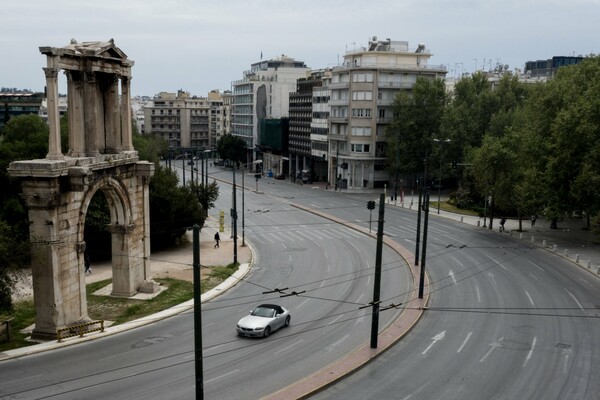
[[252, 307, 276, 318]]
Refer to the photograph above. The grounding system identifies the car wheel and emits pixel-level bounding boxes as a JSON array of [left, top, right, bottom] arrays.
[[284, 316, 290, 327], [263, 326, 271, 337]]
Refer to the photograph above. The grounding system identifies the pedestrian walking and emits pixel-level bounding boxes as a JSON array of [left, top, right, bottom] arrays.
[[499, 217, 507, 232], [530, 215, 537, 227], [84, 251, 92, 274], [214, 232, 220, 248]]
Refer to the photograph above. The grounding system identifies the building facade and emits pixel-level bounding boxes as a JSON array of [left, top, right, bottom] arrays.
[[329, 38, 447, 189], [144, 90, 210, 149], [288, 69, 331, 182], [231, 55, 309, 162], [524, 56, 584, 78], [1, 91, 45, 130]]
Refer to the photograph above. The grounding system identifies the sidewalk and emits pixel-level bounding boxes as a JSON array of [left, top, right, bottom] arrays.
[[384, 195, 600, 275], [2, 216, 252, 360]]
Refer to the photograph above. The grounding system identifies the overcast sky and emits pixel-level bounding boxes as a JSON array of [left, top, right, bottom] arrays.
[[2, 0, 598, 97]]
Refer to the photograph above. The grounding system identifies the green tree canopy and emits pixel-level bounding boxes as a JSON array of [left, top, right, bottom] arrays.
[[385, 77, 448, 179], [216, 134, 247, 163]]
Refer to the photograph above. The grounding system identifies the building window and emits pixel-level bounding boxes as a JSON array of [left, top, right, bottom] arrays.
[[353, 72, 374, 82], [352, 91, 373, 101], [351, 127, 372, 136], [352, 108, 371, 118], [351, 144, 370, 153]]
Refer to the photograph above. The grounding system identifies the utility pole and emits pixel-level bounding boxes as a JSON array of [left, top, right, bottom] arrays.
[[419, 192, 430, 299], [242, 164, 245, 247], [415, 150, 428, 266], [182, 153, 186, 188], [415, 185, 422, 266], [370, 193, 385, 348], [192, 225, 204, 400], [232, 165, 238, 264]]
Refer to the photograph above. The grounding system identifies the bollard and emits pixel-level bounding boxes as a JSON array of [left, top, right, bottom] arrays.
[[460, 216, 464, 223], [542, 239, 547, 247], [553, 244, 557, 252], [477, 220, 480, 227], [587, 260, 591, 269], [531, 236, 535, 243], [563, 249, 568, 257], [519, 233, 523, 239], [596, 266, 600, 275], [575, 254, 580, 262]]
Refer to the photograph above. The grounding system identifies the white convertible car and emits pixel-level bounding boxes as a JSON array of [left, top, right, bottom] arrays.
[[236, 304, 291, 337]]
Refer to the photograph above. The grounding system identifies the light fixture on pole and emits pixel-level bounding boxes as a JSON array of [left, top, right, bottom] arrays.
[[433, 138, 451, 214]]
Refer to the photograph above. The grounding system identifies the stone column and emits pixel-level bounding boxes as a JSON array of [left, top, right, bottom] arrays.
[[66, 71, 85, 157], [121, 75, 134, 151], [104, 75, 121, 153], [43, 67, 63, 160], [109, 223, 137, 297], [83, 71, 100, 156]]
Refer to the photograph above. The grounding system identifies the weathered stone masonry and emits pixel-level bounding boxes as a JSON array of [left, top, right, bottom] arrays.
[[8, 40, 154, 341]]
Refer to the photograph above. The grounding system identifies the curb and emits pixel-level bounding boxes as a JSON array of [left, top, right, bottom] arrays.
[[0, 243, 255, 361]]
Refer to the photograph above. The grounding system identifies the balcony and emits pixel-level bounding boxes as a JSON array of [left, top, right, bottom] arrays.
[[329, 99, 349, 106]]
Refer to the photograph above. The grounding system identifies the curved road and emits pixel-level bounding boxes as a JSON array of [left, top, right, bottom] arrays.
[[0, 171, 410, 399], [311, 198, 600, 399]]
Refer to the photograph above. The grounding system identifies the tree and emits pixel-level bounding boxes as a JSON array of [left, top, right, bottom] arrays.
[[385, 77, 448, 184], [133, 132, 168, 164], [189, 180, 220, 220], [216, 134, 247, 163], [149, 165, 205, 251]]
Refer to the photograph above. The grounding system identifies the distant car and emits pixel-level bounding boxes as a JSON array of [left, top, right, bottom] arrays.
[[274, 173, 285, 180], [237, 304, 291, 337]]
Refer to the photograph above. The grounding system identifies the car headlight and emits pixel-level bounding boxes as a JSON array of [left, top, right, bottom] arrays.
[[254, 327, 264, 331]]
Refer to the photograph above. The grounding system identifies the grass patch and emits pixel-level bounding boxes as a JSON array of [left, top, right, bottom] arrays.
[[430, 201, 480, 216], [0, 299, 36, 352], [0, 263, 239, 352]]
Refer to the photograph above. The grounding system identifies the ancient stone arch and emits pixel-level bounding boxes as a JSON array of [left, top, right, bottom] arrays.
[[8, 40, 155, 341]]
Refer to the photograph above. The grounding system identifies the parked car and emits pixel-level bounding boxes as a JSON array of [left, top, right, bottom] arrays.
[[236, 304, 291, 337]]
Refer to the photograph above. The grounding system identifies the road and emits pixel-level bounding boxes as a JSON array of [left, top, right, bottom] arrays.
[[0, 166, 410, 399], [310, 196, 600, 399]]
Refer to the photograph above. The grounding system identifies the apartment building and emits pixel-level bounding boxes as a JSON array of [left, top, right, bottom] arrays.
[[288, 69, 331, 182], [144, 90, 210, 149], [231, 55, 309, 162], [329, 37, 447, 189], [0, 91, 45, 130]]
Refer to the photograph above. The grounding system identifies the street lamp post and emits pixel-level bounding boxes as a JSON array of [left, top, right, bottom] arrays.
[[433, 138, 451, 214]]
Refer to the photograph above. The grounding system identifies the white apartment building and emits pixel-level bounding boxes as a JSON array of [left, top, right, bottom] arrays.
[[144, 90, 211, 149], [329, 37, 447, 189], [231, 55, 309, 160]]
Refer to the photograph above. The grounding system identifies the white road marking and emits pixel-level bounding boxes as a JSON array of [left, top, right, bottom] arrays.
[[566, 289, 585, 311], [457, 331, 473, 353], [563, 353, 570, 374], [475, 286, 481, 303], [449, 270, 456, 284], [274, 339, 304, 355], [296, 298, 310, 310], [205, 369, 240, 384], [523, 336, 537, 367], [326, 334, 349, 353], [329, 314, 344, 325], [480, 337, 503, 362], [524, 290, 535, 306], [487, 272, 497, 285], [356, 293, 365, 304], [422, 331, 445, 355], [488, 255, 508, 271], [528, 261, 546, 273]]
